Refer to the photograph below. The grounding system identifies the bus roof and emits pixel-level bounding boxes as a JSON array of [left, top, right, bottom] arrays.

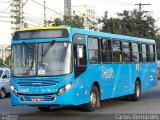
[[16, 26, 71, 32], [14, 26, 155, 44], [72, 28, 155, 44]]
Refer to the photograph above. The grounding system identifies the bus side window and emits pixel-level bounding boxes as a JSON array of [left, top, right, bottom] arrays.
[[132, 43, 140, 62], [112, 40, 122, 62], [142, 44, 147, 62], [101, 39, 112, 63], [122, 41, 131, 62], [149, 44, 155, 62], [88, 37, 100, 63], [146, 44, 150, 62]]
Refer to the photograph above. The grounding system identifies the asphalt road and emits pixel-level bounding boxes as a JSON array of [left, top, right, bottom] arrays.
[[0, 81, 160, 120]]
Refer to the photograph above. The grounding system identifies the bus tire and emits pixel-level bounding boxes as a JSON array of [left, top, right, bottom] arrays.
[[130, 81, 141, 101], [0, 88, 6, 99], [84, 85, 99, 112], [38, 107, 51, 111]]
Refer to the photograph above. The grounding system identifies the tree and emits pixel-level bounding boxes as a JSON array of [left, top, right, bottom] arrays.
[[47, 15, 84, 28], [47, 18, 63, 26], [98, 11, 120, 34], [99, 10, 159, 39]]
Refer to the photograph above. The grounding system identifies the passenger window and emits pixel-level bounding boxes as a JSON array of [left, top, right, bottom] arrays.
[[149, 45, 155, 62], [146, 44, 150, 62], [132, 43, 140, 62], [88, 37, 100, 63], [112, 40, 122, 62], [142, 44, 147, 62], [101, 39, 112, 62], [122, 42, 131, 62]]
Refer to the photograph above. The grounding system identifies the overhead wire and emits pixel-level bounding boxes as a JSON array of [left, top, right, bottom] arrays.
[[24, 16, 44, 22], [23, 0, 29, 6], [0, 19, 11, 22], [2, 5, 11, 11], [107, 0, 134, 6], [23, 12, 44, 20], [0, 0, 11, 12], [0, 16, 11, 18], [0, 1, 10, 4], [24, 17, 44, 25], [24, 17, 44, 24], [0, 10, 11, 14], [30, 0, 64, 18]]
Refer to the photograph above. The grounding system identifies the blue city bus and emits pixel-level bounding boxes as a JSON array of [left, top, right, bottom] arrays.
[[10, 26, 158, 112]]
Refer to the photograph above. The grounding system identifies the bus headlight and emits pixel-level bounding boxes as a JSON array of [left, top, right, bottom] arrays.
[[58, 83, 72, 96], [10, 85, 18, 96]]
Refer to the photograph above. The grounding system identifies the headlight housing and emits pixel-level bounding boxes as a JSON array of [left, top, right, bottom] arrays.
[[10, 85, 18, 96], [58, 83, 72, 96]]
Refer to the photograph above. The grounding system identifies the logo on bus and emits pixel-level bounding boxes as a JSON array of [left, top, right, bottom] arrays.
[[100, 66, 114, 79]]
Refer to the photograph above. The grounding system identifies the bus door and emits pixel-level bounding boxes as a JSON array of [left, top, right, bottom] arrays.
[[73, 34, 87, 104]]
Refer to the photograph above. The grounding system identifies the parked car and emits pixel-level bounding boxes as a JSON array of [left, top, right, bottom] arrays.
[[158, 61, 160, 79], [0, 68, 10, 99]]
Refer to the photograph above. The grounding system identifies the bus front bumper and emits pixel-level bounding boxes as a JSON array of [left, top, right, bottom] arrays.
[[11, 89, 75, 106]]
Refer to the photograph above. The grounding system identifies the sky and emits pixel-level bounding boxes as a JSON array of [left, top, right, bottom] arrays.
[[0, 0, 160, 45]]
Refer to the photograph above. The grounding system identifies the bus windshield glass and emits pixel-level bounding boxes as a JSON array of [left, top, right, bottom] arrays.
[[12, 42, 72, 76], [13, 29, 69, 40]]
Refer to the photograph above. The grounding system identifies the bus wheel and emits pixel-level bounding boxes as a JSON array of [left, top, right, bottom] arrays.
[[84, 85, 99, 112], [38, 107, 51, 112], [130, 81, 141, 101], [0, 88, 6, 99]]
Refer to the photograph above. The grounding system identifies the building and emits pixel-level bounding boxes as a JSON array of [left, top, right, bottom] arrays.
[[11, 0, 71, 33], [46, 0, 71, 17], [0, 45, 11, 59], [72, 5, 96, 29], [64, 0, 71, 16], [10, 0, 23, 35]]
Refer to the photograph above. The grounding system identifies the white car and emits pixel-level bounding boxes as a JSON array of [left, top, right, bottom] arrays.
[[0, 68, 10, 99]]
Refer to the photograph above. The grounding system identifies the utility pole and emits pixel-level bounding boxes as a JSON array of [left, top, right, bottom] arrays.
[[135, 3, 151, 20], [11, 0, 23, 36], [19, 0, 23, 29], [135, 3, 151, 12], [44, 0, 46, 26]]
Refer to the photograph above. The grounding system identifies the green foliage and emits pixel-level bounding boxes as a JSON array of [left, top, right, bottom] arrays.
[[99, 10, 159, 39], [47, 15, 84, 28], [47, 18, 62, 26]]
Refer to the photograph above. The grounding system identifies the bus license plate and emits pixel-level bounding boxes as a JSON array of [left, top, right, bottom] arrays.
[[32, 98, 42, 102]]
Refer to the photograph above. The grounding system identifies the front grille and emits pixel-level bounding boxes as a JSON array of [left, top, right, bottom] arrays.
[[17, 79, 59, 86], [20, 95, 56, 102], [23, 96, 31, 101]]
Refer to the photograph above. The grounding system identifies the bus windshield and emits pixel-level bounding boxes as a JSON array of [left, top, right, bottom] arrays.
[[12, 42, 72, 77]]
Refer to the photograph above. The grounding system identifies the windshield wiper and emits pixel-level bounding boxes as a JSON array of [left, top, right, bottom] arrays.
[[22, 41, 34, 50], [41, 40, 55, 57]]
